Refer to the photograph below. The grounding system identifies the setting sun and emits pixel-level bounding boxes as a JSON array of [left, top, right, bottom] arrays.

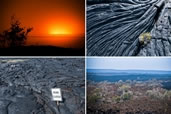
[[49, 26, 72, 35], [0, 0, 85, 56], [46, 16, 84, 36], [49, 29, 71, 35]]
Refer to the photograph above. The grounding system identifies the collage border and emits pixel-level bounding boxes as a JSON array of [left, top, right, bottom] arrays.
[[0, 0, 171, 113]]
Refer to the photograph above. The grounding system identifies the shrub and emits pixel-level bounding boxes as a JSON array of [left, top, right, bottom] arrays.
[[146, 89, 163, 99], [139, 32, 152, 45], [118, 85, 131, 93], [93, 88, 101, 93], [163, 90, 171, 99], [88, 94, 101, 104], [112, 96, 121, 103], [0, 16, 33, 48], [121, 91, 133, 101]]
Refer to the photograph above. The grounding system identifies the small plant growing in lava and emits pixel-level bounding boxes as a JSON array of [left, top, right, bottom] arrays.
[[139, 32, 152, 45]]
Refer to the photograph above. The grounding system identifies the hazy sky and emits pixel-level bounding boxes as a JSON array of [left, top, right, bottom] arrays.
[[87, 58, 171, 71]]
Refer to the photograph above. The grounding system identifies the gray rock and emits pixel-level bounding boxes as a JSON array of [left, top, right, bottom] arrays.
[[0, 100, 11, 114], [8, 95, 43, 114], [87, 0, 171, 56], [0, 59, 85, 114]]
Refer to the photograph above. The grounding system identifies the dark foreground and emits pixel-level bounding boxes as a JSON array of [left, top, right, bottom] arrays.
[[0, 46, 85, 56], [0, 59, 85, 114], [87, 80, 171, 114]]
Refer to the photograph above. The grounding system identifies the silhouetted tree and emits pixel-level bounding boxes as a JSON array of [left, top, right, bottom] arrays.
[[0, 16, 33, 48]]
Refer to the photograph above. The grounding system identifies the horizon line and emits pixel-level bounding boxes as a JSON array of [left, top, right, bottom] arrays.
[[87, 68, 171, 72], [28, 34, 85, 37]]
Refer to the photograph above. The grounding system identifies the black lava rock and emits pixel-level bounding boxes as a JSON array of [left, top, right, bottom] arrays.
[[0, 59, 85, 114]]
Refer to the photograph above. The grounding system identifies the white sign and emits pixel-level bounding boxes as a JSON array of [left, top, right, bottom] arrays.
[[51, 88, 62, 101]]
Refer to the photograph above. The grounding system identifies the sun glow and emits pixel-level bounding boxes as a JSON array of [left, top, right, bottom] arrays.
[[48, 24, 74, 35], [47, 19, 73, 36], [49, 28, 72, 35], [0, 0, 85, 49], [46, 16, 84, 36]]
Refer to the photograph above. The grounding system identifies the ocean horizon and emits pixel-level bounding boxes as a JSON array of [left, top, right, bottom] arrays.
[[87, 69, 171, 82]]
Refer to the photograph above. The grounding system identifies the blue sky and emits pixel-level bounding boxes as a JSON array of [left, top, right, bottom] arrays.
[[87, 58, 171, 71]]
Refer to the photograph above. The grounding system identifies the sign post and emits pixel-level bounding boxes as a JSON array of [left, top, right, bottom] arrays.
[[51, 88, 62, 106]]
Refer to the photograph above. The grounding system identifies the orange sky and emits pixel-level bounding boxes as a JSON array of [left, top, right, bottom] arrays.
[[0, 0, 85, 48]]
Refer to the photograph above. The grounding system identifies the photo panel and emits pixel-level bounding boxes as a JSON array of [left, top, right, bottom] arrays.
[[87, 57, 171, 113], [87, 0, 171, 56], [0, 58, 85, 113], [0, 0, 85, 56]]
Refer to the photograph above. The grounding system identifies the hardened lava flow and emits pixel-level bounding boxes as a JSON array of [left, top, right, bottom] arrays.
[[87, 0, 171, 56]]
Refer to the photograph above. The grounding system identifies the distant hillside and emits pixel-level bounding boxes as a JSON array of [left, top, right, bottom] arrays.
[[87, 69, 171, 74]]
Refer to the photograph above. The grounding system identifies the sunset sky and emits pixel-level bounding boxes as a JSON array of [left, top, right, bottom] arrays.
[[0, 0, 85, 47]]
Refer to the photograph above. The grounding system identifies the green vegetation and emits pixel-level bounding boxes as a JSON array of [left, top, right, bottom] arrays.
[[118, 84, 131, 93], [139, 32, 152, 45], [121, 91, 133, 100], [146, 89, 171, 100], [88, 93, 102, 104], [88, 88, 102, 105], [163, 90, 171, 99], [112, 96, 121, 103], [146, 89, 163, 99], [94, 88, 101, 93], [117, 84, 133, 101], [88, 80, 171, 114]]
